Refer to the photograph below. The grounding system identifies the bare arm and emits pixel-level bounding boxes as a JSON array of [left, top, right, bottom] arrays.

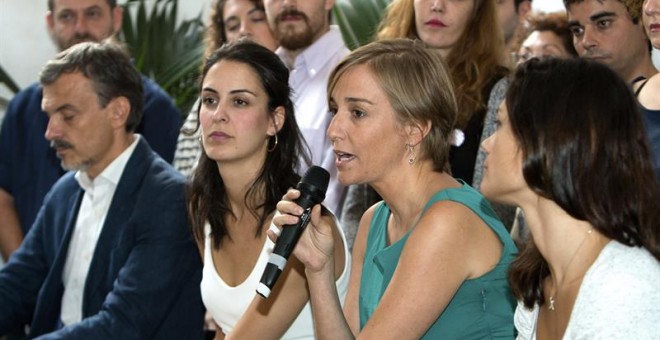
[[224, 209, 348, 339], [272, 190, 357, 340], [357, 201, 502, 338], [0, 188, 24, 261]]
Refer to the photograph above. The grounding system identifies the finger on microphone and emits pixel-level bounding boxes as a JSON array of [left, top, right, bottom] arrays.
[[258, 166, 330, 298], [310, 204, 323, 226], [283, 188, 301, 200], [268, 223, 281, 237], [276, 198, 305, 217]]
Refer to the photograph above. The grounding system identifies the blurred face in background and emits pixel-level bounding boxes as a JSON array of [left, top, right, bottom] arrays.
[[264, 0, 335, 50], [414, 0, 475, 57], [223, 0, 278, 51], [515, 30, 574, 64], [643, 0, 660, 48], [496, 0, 518, 43], [47, 0, 122, 51]]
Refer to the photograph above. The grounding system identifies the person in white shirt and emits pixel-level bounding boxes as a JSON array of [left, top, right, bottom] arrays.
[[187, 40, 350, 339], [0, 41, 203, 338], [480, 57, 660, 339], [173, 0, 279, 177], [265, 0, 349, 224]]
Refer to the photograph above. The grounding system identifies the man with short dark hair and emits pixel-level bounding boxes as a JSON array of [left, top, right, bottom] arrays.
[[0, 0, 182, 261], [564, 0, 657, 83], [565, 0, 659, 176], [265, 0, 348, 221], [0, 41, 203, 339]]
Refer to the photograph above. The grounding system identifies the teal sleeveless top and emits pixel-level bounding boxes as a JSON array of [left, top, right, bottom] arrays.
[[358, 183, 517, 339]]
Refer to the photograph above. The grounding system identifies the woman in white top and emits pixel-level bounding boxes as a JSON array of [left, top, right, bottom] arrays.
[[480, 57, 660, 339], [187, 40, 350, 339]]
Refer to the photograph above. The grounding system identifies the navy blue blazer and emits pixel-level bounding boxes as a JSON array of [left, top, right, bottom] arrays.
[[0, 137, 204, 339]]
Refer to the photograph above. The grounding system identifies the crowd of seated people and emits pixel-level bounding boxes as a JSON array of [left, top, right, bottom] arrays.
[[0, 0, 658, 339]]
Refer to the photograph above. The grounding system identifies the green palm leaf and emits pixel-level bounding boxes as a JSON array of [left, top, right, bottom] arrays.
[[119, 0, 205, 116]]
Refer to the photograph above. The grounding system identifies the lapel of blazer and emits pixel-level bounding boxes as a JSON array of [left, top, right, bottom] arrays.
[[32, 183, 84, 334], [81, 137, 152, 315], [51, 187, 85, 282]]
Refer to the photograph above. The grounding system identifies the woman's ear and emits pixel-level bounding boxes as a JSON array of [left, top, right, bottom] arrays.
[[268, 106, 286, 136], [406, 119, 431, 147]]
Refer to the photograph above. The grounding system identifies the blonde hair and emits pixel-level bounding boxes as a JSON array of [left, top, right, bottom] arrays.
[[327, 39, 458, 171]]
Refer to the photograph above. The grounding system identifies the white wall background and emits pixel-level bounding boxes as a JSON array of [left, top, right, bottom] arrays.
[[0, 0, 210, 100]]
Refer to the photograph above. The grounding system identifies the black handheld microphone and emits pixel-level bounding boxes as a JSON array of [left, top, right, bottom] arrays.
[[256, 166, 330, 298]]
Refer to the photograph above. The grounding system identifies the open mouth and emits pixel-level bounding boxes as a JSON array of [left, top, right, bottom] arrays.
[[335, 151, 356, 164]]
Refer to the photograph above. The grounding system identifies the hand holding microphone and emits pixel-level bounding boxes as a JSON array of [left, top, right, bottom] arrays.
[[257, 166, 330, 298]]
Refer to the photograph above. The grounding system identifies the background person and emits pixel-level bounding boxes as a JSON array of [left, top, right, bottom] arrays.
[[639, 0, 660, 178], [264, 0, 349, 222], [174, 0, 279, 177], [513, 11, 578, 63], [496, 0, 533, 56], [0, 0, 182, 261]]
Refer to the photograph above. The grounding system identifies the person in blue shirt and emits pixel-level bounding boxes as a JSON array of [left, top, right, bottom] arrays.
[[0, 0, 181, 261]]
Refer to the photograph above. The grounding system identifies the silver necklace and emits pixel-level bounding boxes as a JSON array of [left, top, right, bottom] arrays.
[[548, 228, 593, 311]]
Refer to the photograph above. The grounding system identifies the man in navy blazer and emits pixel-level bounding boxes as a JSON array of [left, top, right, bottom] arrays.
[[0, 42, 203, 339]]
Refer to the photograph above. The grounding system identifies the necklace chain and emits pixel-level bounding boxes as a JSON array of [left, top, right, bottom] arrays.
[[548, 228, 593, 311]]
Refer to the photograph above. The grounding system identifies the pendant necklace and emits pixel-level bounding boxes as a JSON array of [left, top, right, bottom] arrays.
[[548, 228, 593, 311]]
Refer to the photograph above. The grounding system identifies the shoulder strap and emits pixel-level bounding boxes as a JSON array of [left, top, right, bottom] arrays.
[[631, 76, 649, 97]]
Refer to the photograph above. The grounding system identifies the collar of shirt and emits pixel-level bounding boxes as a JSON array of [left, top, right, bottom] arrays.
[[74, 134, 141, 194], [276, 25, 345, 79]]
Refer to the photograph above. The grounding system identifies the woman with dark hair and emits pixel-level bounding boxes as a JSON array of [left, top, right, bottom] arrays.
[[273, 39, 517, 339], [481, 57, 660, 339], [188, 40, 350, 339], [174, 0, 278, 176], [512, 11, 578, 64], [204, 0, 278, 58]]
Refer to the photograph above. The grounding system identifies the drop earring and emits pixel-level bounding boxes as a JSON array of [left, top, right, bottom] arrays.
[[407, 144, 416, 165]]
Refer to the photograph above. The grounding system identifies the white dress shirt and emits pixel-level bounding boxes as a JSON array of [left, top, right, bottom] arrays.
[[60, 135, 140, 326], [276, 25, 349, 218]]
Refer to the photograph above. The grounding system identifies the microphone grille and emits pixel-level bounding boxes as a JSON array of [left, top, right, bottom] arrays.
[[300, 166, 330, 194]]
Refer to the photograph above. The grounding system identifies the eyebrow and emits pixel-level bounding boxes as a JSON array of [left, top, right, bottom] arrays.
[[202, 87, 258, 97], [589, 11, 616, 22], [344, 97, 375, 105], [58, 5, 102, 14], [44, 103, 77, 116], [568, 11, 616, 27], [224, 7, 264, 23], [247, 7, 264, 15]]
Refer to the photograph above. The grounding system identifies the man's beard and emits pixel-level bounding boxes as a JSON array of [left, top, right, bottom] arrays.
[[50, 139, 91, 172], [274, 9, 315, 51], [52, 27, 115, 51]]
